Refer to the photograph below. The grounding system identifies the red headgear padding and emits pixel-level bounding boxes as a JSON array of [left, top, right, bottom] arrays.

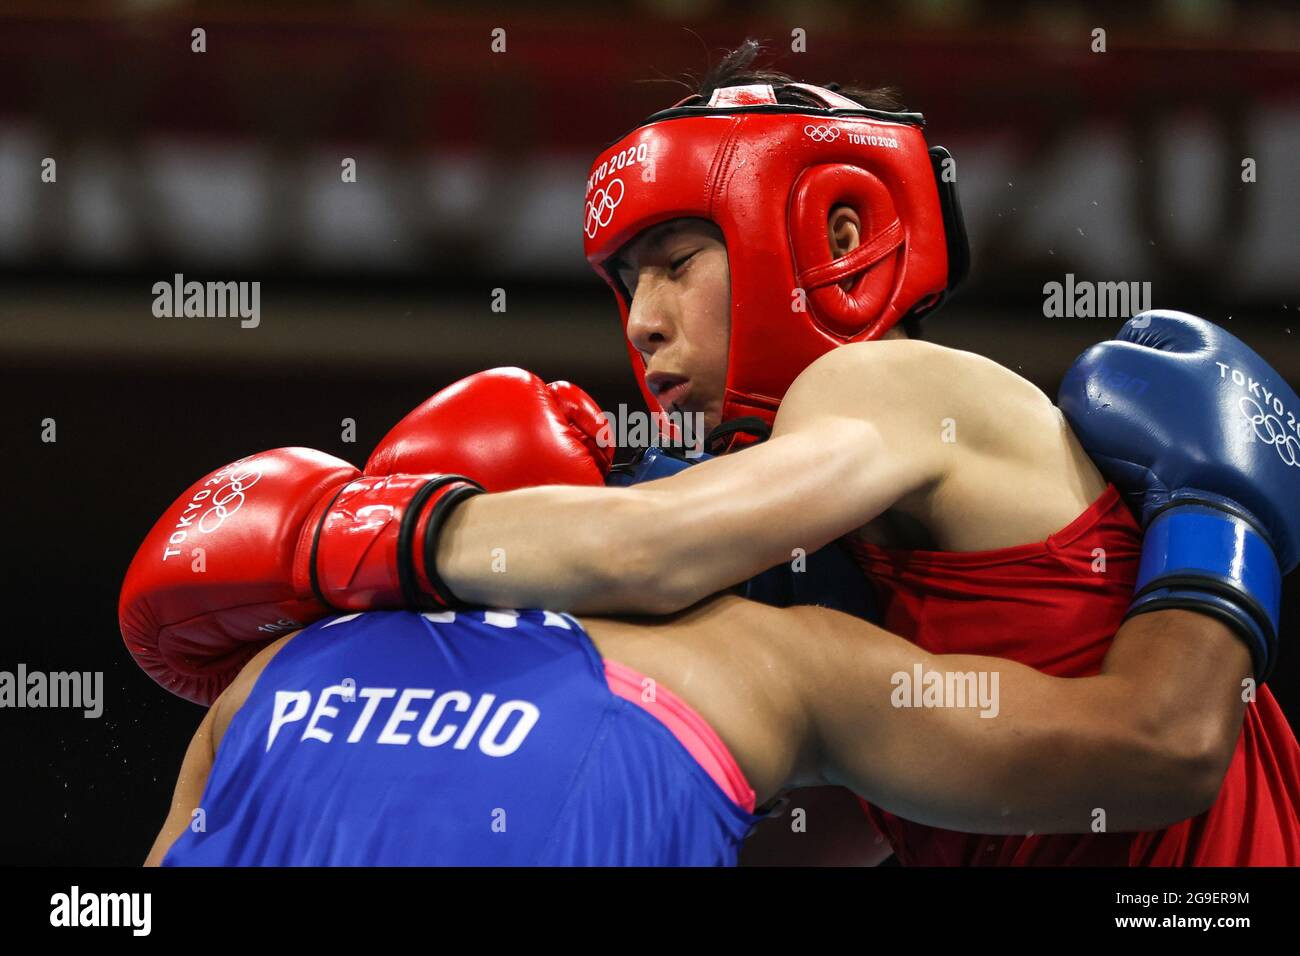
[[583, 82, 967, 433]]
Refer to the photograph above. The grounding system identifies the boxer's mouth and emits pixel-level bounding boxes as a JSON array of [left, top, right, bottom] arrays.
[[647, 372, 691, 409]]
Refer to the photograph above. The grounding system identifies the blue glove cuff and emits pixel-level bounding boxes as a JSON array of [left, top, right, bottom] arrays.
[[1134, 501, 1281, 679]]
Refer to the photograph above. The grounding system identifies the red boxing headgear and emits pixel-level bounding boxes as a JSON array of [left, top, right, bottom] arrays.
[[583, 82, 968, 433]]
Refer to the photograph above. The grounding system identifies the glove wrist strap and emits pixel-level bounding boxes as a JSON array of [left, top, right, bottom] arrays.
[[1133, 502, 1281, 680], [406, 477, 484, 609]]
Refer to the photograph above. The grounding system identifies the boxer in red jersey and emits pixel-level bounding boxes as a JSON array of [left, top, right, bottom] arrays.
[[387, 50, 1299, 865], [366, 331, 1298, 867]]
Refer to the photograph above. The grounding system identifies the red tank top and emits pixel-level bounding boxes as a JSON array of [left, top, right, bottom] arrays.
[[845, 485, 1300, 865]]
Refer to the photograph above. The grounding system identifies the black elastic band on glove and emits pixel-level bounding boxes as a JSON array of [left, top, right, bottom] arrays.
[[409, 477, 485, 609]]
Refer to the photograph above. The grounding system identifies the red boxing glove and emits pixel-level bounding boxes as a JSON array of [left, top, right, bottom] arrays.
[[321, 367, 613, 607], [119, 448, 477, 704], [364, 367, 613, 486], [121, 370, 610, 704], [309, 368, 613, 613]]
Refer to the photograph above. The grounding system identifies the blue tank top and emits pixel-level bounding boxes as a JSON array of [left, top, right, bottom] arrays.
[[163, 609, 757, 865]]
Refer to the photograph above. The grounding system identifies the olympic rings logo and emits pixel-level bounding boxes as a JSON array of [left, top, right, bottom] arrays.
[[584, 178, 624, 239], [804, 124, 841, 143], [198, 467, 263, 532], [1240, 396, 1300, 468]]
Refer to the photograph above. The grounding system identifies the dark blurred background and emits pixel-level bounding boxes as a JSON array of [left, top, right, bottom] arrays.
[[1, 0, 1297, 864]]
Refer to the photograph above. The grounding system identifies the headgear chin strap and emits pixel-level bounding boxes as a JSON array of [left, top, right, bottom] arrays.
[[584, 82, 969, 441]]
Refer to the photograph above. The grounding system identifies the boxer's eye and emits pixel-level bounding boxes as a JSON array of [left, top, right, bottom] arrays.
[[668, 251, 696, 274]]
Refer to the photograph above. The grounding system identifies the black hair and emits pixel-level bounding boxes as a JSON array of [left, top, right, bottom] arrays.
[[681, 38, 905, 114]]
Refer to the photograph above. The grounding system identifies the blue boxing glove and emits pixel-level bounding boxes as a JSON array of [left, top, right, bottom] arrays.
[[608, 446, 877, 619], [1059, 310, 1300, 680]]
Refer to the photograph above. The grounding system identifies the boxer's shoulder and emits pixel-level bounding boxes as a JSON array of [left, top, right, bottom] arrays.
[[790, 338, 1055, 444], [210, 631, 298, 747]]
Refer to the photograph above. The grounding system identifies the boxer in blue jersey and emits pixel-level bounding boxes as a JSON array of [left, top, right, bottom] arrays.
[[147, 597, 1238, 866]]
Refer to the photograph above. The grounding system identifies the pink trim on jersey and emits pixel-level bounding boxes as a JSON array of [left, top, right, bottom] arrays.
[[603, 659, 756, 813]]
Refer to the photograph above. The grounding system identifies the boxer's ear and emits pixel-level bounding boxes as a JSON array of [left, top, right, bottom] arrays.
[[827, 204, 862, 259], [828, 205, 862, 292]]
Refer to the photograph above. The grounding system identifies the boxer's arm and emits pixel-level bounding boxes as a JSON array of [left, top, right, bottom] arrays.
[[143, 634, 290, 865], [143, 706, 216, 866], [791, 606, 1249, 834], [438, 343, 946, 614]]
